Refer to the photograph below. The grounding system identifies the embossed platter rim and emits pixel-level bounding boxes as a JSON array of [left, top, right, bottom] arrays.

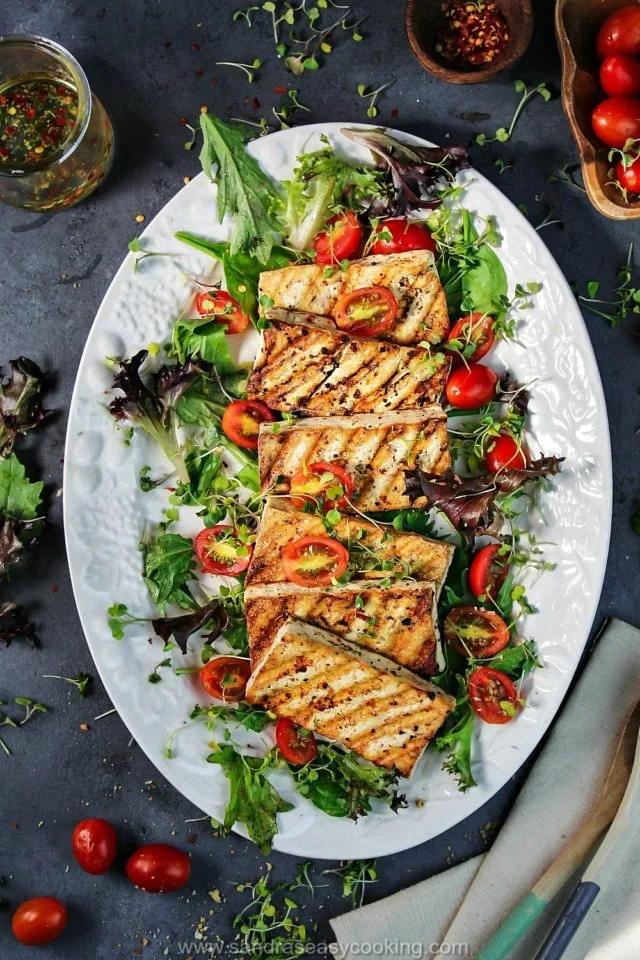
[[63, 123, 612, 859]]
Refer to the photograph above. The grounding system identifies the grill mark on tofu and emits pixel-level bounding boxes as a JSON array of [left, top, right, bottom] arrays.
[[258, 250, 450, 345], [245, 500, 455, 591], [258, 409, 450, 513], [245, 619, 455, 776], [246, 319, 450, 415], [245, 579, 441, 676]]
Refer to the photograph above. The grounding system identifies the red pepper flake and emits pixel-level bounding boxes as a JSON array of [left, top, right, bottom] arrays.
[[56, 116, 67, 127], [252, 98, 261, 110], [195, 68, 204, 77], [187, 833, 198, 844], [436, 1, 509, 66], [274, 85, 288, 95], [52, 584, 59, 593], [192, 43, 201, 51], [164, 40, 172, 48], [178, 115, 189, 126], [390, 107, 399, 119]]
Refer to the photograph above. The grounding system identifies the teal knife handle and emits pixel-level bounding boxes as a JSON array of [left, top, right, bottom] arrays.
[[534, 882, 600, 960], [477, 892, 548, 960]]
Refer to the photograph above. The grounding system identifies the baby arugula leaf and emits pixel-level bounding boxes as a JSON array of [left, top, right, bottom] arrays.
[[142, 533, 198, 614], [199, 113, 282, 262], [207, 744, 293, 854]]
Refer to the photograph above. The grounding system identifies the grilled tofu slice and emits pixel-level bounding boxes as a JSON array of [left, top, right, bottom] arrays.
[[258, 408, 450, 513], [258, 250, 449, 346], [245, 311, 450, 416], [245, 500, 455, 591], [245, 579, 443, 676], [245, 619, 455, 777]]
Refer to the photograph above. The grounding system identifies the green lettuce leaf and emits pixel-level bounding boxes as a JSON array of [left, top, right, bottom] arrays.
[[171, 318, 238, 371], [142, 533, 198, 613], [0, 454, 43, 521]]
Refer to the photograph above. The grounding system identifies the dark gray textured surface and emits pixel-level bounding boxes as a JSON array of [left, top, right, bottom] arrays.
[[1, 1, 638, 956]]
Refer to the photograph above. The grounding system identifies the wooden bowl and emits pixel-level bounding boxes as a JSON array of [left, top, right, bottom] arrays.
[[405, 0, 534, 85], [556, 0, 640, 219]]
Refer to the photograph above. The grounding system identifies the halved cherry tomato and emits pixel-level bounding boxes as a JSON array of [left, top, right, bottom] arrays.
[[195, 289, 250, 335], [72, 817, 118, 875], [12, 897, 67, 946], [447, 313, 496, 363], [468, 666, 519, 724], [616, 155, 640, 194], [221, 399, 275, 451], [334, 285, 398, 337], [194, 526, 253, 577], [485, 433, 527, 473], [591, 97, 640, 149], [596, 6, 640, 60], [282, 535, 349, 587], [313, 211, 363, 264], [200, 656, 251, 701], [289, 461, 355, 511], [444, 607, 510, 659], [600, 54, 640, 97], [370, 218, 436, 255], [125, 843, 190, 893], [468, 544, 509, 600], [446, 363, 498, 409], [276, 717, 318, 765]]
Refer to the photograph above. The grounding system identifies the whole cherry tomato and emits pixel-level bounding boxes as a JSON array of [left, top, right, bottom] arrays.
[[72, 817, 118, 874], [596, 6, 640, 59], [616, 155, 640, 194], [126, 843, 191, 893], [591, 97, 640, 148], [313, 212, 363, 264], [445, 363, 498, 409], [600, 54, 640, 97], [485, 433, 527, 473], [12, 897, 67, 946], [370, 218, 436, 255]]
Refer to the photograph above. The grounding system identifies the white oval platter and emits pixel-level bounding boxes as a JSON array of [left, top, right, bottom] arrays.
[[64, 122, 612, 859]]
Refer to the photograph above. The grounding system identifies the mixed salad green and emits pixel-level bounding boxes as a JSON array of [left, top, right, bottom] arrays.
[[109, 115, 562, 854]]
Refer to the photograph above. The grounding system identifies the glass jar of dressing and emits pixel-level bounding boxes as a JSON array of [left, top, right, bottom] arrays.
[[0, 35, 114, 211]]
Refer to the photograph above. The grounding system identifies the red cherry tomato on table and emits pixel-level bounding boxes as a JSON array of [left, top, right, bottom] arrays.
[[289, 461, 355, 511], [126, 844, 190, 893], [591, 97, 640, 148], [370, 218, 436, 255], [445, 363, 498, 409], [221, 399, 275, 451], [313, 211, 363, 264], [199, 656, 251, 701], [194, 525, 253, 577], [195, 289, 250, 335], [444, 606, 510, 659], [12, 897, 67, 946], [447, 313, 496, 363], [615, 155, 640, 194], [468, 543, 509, 600], [596, 6, 640, 59], [600, 54, 640, 98], [282, 535, 349, 587], [485, 433, 527, 473], [276, 717, 318, 765], [468, 666, 519, 724], [334, 285, 398, 338], [72, 817, 118, 875]]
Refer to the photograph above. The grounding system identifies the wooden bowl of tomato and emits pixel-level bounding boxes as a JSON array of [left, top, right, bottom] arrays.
[[556, 0, 640, 219]]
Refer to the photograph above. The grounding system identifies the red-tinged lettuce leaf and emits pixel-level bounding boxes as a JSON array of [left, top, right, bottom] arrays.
[[151, 599, 229, 655], [0, 357, 48, 457], [341, 127, 470, 215], [0, 601, 37, 647], [0, 517, 40, 579], [405, 458, 564, 534]]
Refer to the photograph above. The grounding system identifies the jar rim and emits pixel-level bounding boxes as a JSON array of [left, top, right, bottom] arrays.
[[0, 34, 92, 178]]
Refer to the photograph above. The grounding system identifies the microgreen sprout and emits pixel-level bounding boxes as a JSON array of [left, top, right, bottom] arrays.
[[233, 5, 260, 25], [494, 158, 514, 174], [42, 672, 92, 697], [546, 161, 585, 193], [323, 859, 378, 908], [475, 80, 551, 146], [357, 80, 395, 119], [215, 58, 263, 82], [578, 242, 640, 328], [535, 207, 564, 232]]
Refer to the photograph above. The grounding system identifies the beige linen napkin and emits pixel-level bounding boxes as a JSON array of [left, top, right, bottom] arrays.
[[330, 619, 640, 960]]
